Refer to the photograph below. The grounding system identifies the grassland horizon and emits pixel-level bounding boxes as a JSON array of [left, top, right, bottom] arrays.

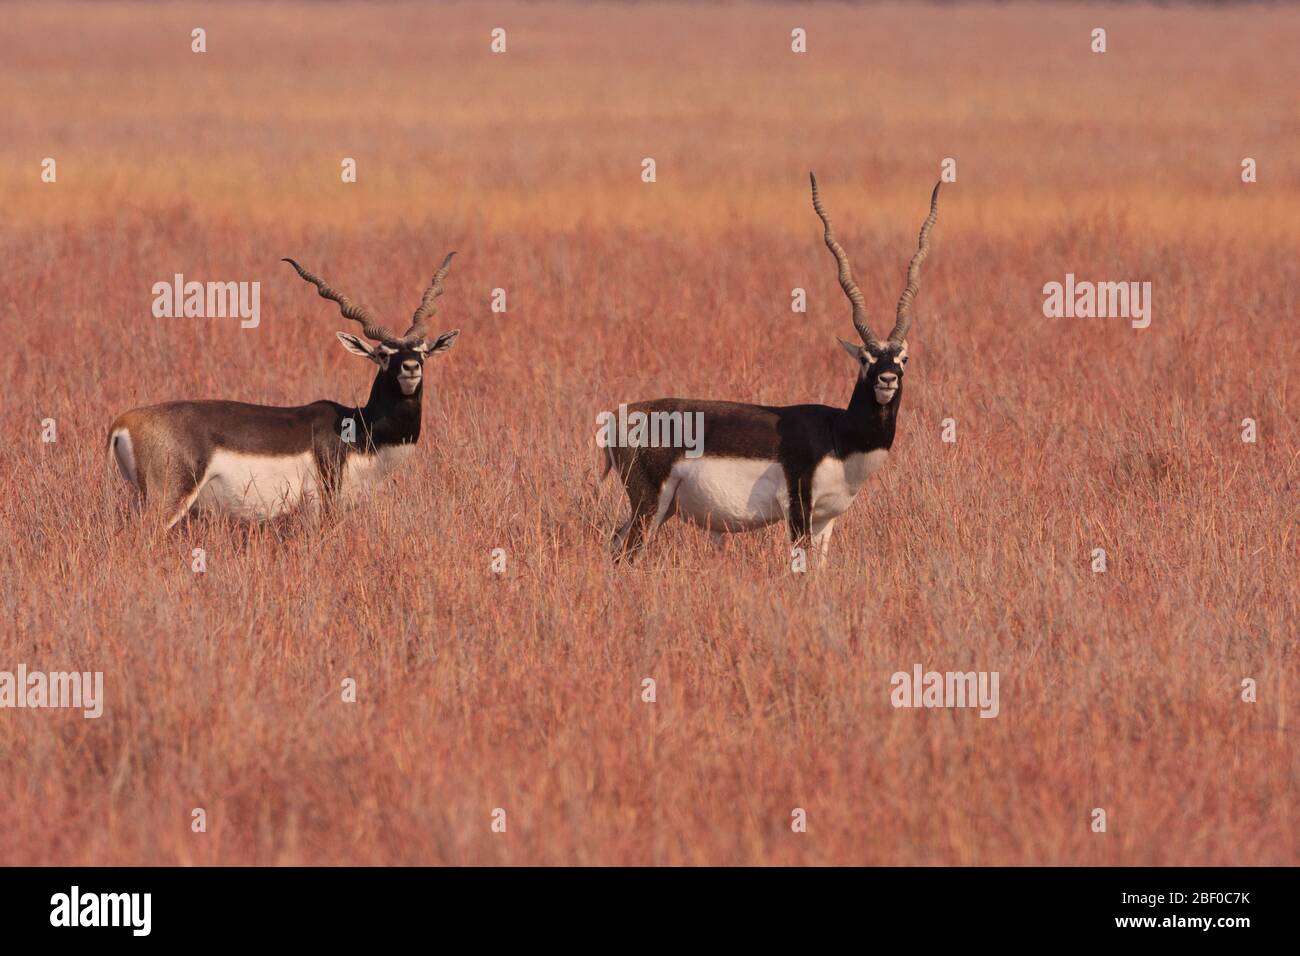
[[1, 1, 1295, 866]]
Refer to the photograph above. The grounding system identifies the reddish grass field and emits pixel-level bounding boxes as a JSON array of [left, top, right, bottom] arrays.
[[0, 2, 1296, 865]]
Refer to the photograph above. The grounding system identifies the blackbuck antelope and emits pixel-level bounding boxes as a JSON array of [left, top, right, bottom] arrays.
[[108, 256, 460, 529], [603, 174, 940, 563]]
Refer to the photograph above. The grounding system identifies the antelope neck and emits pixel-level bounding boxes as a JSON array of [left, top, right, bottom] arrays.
[[835, 373, 898, 456]]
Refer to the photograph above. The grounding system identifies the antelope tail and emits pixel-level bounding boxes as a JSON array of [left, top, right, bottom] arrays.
[[597, 442, 615, 482]]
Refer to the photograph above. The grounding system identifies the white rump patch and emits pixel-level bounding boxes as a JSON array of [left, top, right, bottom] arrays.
[[193, 450, 320, 519], [668, 457, 789, 532]]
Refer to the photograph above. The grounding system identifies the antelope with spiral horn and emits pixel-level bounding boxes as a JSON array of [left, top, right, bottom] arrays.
[[601, 174, 940, 563], [108, 255, 460, 528]]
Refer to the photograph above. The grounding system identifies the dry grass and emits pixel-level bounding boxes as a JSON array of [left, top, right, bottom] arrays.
[[0, 1, 1296, 865]]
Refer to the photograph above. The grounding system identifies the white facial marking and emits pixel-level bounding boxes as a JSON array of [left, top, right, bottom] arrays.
[[341, 444, 415, 499], [669, 457, 790, 532], [193, 450, 320, 519]]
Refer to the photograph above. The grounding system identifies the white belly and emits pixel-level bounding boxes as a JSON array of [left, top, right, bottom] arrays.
[[194, 450, 319, 519], [340, 444, 415, 500], [810, 449, 889, 523], [669, 457, 789, 532]]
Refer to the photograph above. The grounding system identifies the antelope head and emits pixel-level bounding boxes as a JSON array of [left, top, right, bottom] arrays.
[[810, 174, 940, 405], [282, 254, 461, 396]]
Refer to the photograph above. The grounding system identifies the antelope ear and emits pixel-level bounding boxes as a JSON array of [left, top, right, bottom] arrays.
[[838, 338, 865, 362], [336, 331, 380, 361], [422, 329, 460, 355]]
